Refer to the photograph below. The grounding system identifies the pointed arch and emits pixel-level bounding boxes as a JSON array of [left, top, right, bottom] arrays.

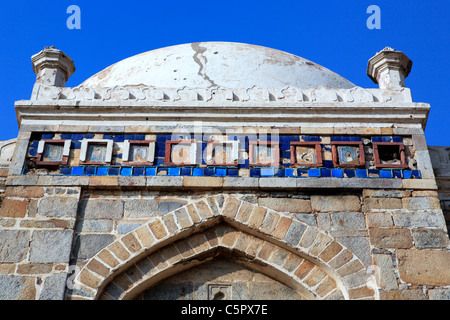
[[72, 195, 375, 300]]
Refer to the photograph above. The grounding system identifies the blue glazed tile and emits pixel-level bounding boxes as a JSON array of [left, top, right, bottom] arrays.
[[124, 134, 135, 141], [322, 145, 332, 152], [156, 147, 165, 157], [29, 141, 39, 148], [121, 167, 133, 176], [71, 141, 81, 149], [279, 136, 291, 143], [96, 167, 109, 176], [113, 135, 125, 142], [241, 159, 249, 169], [274, 168, 285, 177], [380, 170, 393, 178], [368, 169, 380, 178], [402, 170, 412, 179], [132, 167, 145, 176], [155, 158, 165, 166], [108, 167, 120, 176], [193, 168, 204, 176], [371, 136, 383, 142], [308, 168, 321, 177], [72, 134, 85, 140], [412, 170, 422, 179], [84, 134, 95, 139], [297, 168, 308, 177], [344, 169, 355, 178], [260, 168, 274, 177], [392, 136, 402, 143], [340, 136, 350, 141], [350, 136, 362, 142], [323, 160, 334, 168], [204, 167, 215, 176], [332, 169, 344, 178], [215, 168, 227, 177], [281, 151, 291, 159], [29, 148, 38, 156], [250, 168, 261, 177], [168, 168, 181, 176], [330, 136, 341, 142], [321, 168, 331, 177], [41, 133, 54, 140], [180, 167, 192, 176], [393, 170, 402, 178], [71, 166, 85, 175], [281, 162, 291, 167], [382, 136, 392, 142], [60, 167, 72, 175], [134, 134, 146, 141], [156, 135, 166, 143], [145, 167, 157, 176], [84, 166, 97, 176], [60, 134, 72, 140], [228, 168, 239, 177], [280, 143, 291, 151], [355, 169, 368, 178], [285, 168, 296, 177]]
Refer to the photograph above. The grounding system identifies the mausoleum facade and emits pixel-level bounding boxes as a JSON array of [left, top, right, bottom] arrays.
[[0, 42, 449, 300]]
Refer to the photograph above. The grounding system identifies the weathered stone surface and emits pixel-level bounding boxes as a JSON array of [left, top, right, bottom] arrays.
[[330, 212, 365, 230], [369, 228, 413, 249], [79, 199, 123, 219], [124, 199, 158, 218], [428, 289, 450, 300], [258, 198, 312, 213], [402, 197, 441, 210], [411, 228, 449, 248], [284, 220, 307, 247], [30, 230, 73, 263], [311, 195, 361, 212], [397, 249, 450, 286], [393, 211, 446, 228], [0, 230, 30, 262], [0, 199, 28, 218], [39, 273, 67, 300], [0, 275, 36, 299], [159, 201, 187, 215], [73, 234, 116, 260], [364, 198, 402, 210], [373, 254, 398, 290], [379, 289, 427, 300], [38, 197, 79, 218]]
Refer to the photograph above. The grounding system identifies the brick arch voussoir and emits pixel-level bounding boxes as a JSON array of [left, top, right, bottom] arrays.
[[72, 195, 375, 300]]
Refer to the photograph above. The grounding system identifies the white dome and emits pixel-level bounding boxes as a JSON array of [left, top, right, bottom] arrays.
[[79, 42, 355, 89]]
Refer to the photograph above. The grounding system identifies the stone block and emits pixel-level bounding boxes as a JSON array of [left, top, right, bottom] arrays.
[[0, 199, 28, 218], [363, 189, 411, 198], [79, 199, 123, 220], [365, 212, 393, 228], [284, 220, 307, 247], [0, 275, 36, 300], [0, 230, 30, 262], [330, 212, 365, 230], [183, 176, 223, 188], [258, 198, 312, 213], [124, 199, 158, 218], [159, 200, 187, 215], [369, 228, 413, 249], [411, 228, 450, 248], [148, 219, 168, 240], [364, 198, 402, 211], [89, 176, 119, 186], [73, 234, 116, 260], [336, 236, 371, 266], [222, 197, 241, 219], [311, 195, 360, 212], [397, 249, 450, 286], [30, 230, 73, 263], [39, 273, 67, 300], [38, 197, 79, 218], [402, 197, 441, 210], [393, 211, 446, 228], [4, 186, 45, 198], [379, 290, 427, 300], [428, 289, 450, 300], [373, 254, 398, 290]]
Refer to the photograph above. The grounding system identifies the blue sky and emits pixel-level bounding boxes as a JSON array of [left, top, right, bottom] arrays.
[[0, 1, 448, 145]]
